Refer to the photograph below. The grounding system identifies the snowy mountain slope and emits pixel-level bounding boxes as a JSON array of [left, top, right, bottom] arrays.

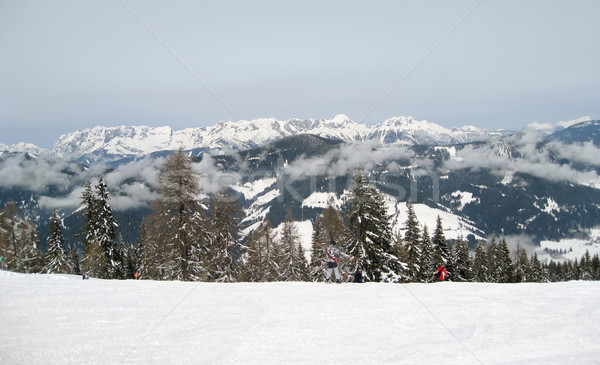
[[2, 271, 600, 364], [0, 142, 49, 156], [234, 175, 486, 249], [49, 115, 506, 162], [547, 119, 600, 146]]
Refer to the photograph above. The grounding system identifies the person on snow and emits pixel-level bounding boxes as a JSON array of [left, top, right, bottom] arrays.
[[353, 268, 363, 283], [325, 239, 342, 283], [435, 266, 448, 281]]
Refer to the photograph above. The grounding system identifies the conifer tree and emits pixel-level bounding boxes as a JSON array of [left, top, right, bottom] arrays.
[[80, 177, 120, 279], [44, 210, 70, 274], [432, 216, 451, 272], [241, 230, 263, 282], [345, 167, 403, 282], [80, 179, 100, 276], [0, 201, 44, 274], [472, 242, 488, 282], [136, 221, 161, 279], [146, 148, 210, 281], [243, 220, 280, 281], [0, 201, 22, 271], [403, 199, 422, 282], [115, 235, 129, 279], [420, 225, 435, 282], [322, 198, 346, 242], [495, 238, 513, 283], [453, 235, 472, 282], [591, 253, 600, 280], [18, 218, 44, 273], [486, 237, 499, 282], [309, 216, 329, 281], [579, 250, 593, 280], [512, 243, 531, 282], [207, 191, 243, 282], [528, 252, 545, 282], [279, 210, 309, 281], [94, 177, 120, 278], [261, 221, 281, 281], [68, 245, 81, 275]]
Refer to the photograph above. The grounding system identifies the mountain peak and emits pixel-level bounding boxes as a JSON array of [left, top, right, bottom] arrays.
[[46, 116, 506, 162]]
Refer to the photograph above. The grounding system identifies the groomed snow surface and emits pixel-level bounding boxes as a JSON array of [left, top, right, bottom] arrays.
[[2, 271, 599, 364]]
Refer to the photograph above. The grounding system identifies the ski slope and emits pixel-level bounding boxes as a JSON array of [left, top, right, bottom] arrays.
[[1, 271, 599, 364]]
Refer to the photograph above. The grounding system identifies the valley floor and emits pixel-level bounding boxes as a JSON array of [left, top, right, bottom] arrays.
[[1, 271, 599, 364]]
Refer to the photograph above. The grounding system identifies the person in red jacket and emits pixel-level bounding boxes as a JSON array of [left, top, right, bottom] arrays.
[[325, 240, 341, 283], [435, 266, 448, 281]]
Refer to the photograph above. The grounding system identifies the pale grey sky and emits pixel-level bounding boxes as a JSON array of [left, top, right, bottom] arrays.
[[1, 0, 599, 148]]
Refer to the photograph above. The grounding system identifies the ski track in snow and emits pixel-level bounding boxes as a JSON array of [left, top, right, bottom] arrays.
[[1, 271, 600, 364]]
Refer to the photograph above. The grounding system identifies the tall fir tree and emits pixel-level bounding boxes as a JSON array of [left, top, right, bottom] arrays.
[[80, 179, 102, 277], [486, 237, 499, 282], [146, 148, 210, 281], [0, 201, 23, 271], [322, 198, 346, 242], [240, 230, 262, 282], [512, 243, 531, 282], [68, 244, 81, 275], [0, 201, 44, 273], [472, 242, 488, 282], [94, 177, 120, 278], [44, 210, 71, 274], [80, 177, 120, 279], [243, 220, 280, 282], [528, 252, 545, 282], [309, 215, 329, 281], [420, 225, 436, 282], [452, 235, 472, 282], [403, 199, 422, 282], [345, 167, 403, 282], [279, 210, 309, 281], [495, 238, 513, 283], [207, 191, 243, 282], [432, 216, 451, 273], [18, 218, 44, 273], [136, 221, 161, 279]]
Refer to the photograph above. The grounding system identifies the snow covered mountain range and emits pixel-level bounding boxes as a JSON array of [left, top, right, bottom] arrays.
[[2, 115, 507, 162], [1, 115, 599, 252]]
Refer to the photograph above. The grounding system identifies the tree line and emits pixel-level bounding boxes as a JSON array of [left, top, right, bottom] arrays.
[[1, 149, 599, 283]]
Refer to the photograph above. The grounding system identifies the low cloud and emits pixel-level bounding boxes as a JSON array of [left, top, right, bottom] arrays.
[[0, 154, 84, 192], [282, 140, 413, 179], [39, 187, 85, 210], [445, 132, 600, 185]]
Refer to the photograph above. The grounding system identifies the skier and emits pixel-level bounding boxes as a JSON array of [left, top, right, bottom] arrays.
[[435, 266, 448, 281], [353, 268, 363, 283], [82, 272, 89, 280], [325, 239, 341, 283]]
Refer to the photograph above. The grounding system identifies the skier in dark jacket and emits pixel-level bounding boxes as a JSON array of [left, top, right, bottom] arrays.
[[325, 240, 341, 283], [353, 268, 363, 283]]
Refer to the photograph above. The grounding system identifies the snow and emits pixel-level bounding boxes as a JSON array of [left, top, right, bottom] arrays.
[[301, 192, 341, 209], [390, 201, 484, 240], [2, 271, 600, 364], [273, 220, 314, 259], [450, 190, 477, 211], [48, 116, 502, 162], [230, 178, 276, 200], [542, 198, 560, 215], [538, 231, 600, 263]]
